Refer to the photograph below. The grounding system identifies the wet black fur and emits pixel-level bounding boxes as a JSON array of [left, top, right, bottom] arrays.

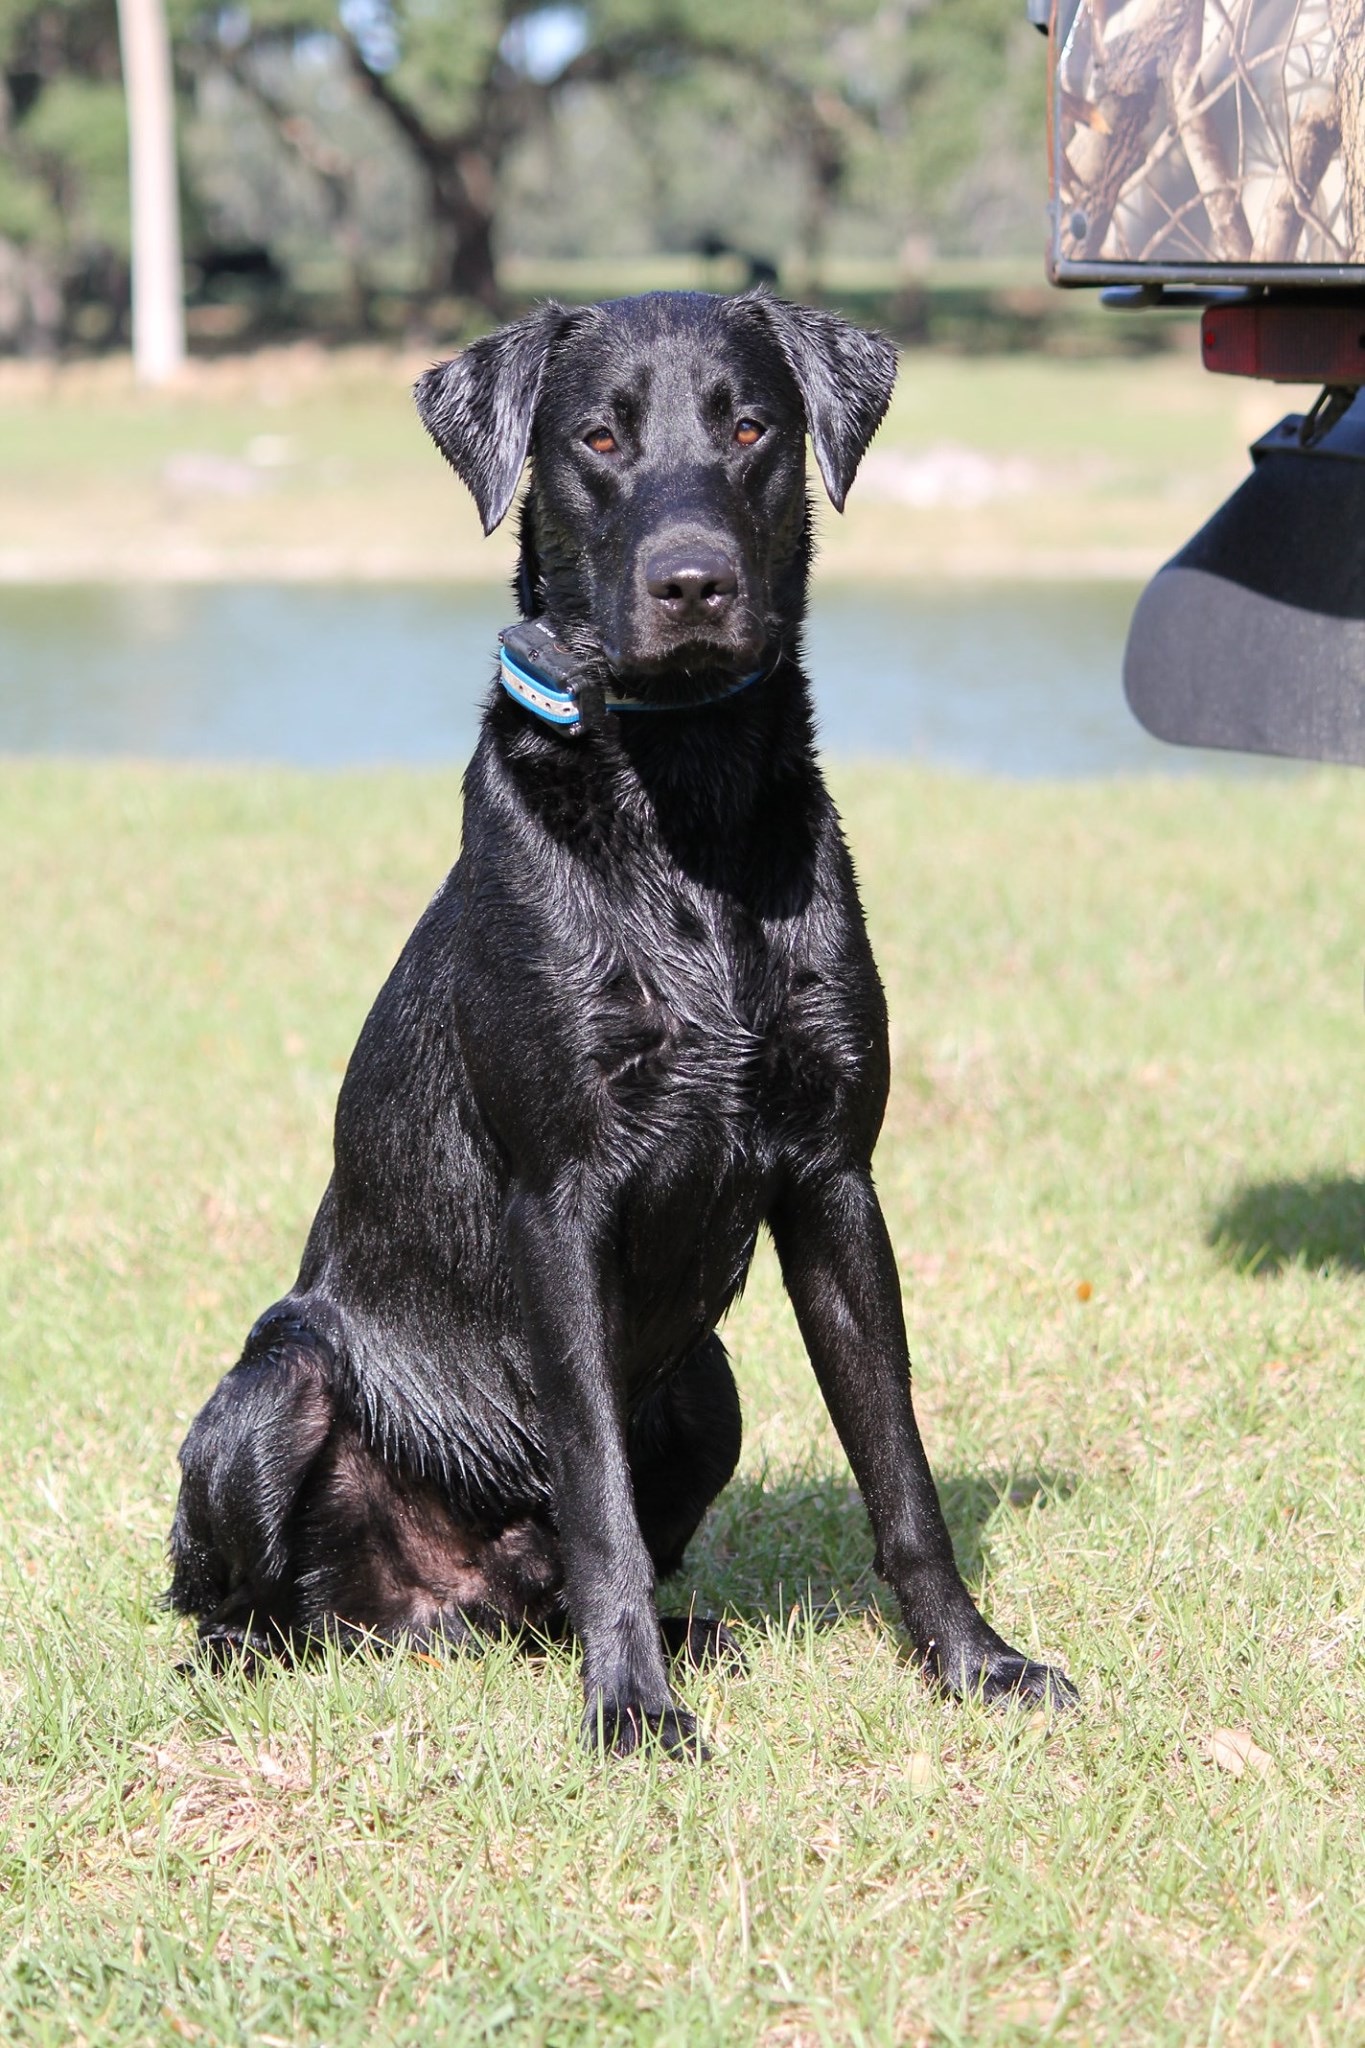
[[169, 290, 1074, 1753]]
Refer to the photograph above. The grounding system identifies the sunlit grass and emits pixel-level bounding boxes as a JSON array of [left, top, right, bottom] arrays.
[[3, 759, 1364, 2043], [0, 344, 1319, 584]]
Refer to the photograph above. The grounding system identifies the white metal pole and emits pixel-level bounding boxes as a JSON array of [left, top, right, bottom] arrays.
[[116, 0, 185, 384]]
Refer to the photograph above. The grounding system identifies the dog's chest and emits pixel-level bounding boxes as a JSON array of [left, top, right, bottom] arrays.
[[582, 888, 848, 1168], [590, 917, 755, 1103]]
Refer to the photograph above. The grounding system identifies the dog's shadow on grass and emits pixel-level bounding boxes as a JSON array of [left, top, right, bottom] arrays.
[[690, 1465, 1077, 1628], [1208, 1174, 1365, 1277]]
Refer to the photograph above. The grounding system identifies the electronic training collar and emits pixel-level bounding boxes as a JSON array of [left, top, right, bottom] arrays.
[[498, 619, 763, 738]]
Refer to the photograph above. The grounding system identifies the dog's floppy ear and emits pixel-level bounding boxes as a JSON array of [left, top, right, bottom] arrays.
[[414, 301, 583, 534], [737, 292, 897, 512]]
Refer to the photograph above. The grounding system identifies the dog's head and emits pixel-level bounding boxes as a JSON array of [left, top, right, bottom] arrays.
[[415, 291, 896, 690]]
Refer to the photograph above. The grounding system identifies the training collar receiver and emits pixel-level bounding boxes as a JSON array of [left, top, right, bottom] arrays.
[[497, 618, 763, 737], [498, 620, 593, 732]]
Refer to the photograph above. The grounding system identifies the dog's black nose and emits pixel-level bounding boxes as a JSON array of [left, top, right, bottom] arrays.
[[645, 546, 739, 620]]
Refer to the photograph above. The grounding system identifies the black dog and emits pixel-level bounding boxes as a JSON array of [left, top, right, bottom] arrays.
[[169, 290, 1074, 1751]]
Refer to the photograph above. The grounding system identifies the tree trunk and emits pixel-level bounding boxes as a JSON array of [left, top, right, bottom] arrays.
[[340, 36, 504, 316], [793, 92, 847, 298], [116, 0, 185, 382], [429, 146, 501, 312], [1329, 0, 1365, 257]]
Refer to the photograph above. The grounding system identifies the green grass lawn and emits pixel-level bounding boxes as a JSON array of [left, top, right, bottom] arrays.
[[3, 759, 1365, 2045], [0, 343, 1319, 585]]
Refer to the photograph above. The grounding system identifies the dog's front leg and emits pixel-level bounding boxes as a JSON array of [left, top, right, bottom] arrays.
[[770, 1166, 1075, 1707], [506, 1188, 702, 1757]]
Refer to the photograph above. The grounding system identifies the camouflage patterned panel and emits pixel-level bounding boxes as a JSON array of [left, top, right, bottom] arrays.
[[1051, 0, 1365, 279]]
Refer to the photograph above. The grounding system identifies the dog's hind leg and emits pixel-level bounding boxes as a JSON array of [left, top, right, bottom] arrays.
[[290, 1429, 563, 1651], [630, 1335, 741, 1576], [168, 1308, 335, 1657], [630, 1335, 744, 1670]]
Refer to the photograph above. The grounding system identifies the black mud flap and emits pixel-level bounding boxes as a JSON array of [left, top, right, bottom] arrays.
[[1124, 391, 1365, 768]]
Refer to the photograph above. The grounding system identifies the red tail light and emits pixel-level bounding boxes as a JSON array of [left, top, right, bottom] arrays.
[[1202, 302, 1365, 383]]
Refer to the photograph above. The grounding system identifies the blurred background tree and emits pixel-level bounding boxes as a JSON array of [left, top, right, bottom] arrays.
[[0, 0, 131, 346], [0, 0, 1047, 353]]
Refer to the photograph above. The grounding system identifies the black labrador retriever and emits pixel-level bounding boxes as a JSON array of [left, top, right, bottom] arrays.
[[169, 290, 1074, 1752]]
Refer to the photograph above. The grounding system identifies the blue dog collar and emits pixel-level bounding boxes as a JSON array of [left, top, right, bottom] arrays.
[[499, 643, 763, 732]]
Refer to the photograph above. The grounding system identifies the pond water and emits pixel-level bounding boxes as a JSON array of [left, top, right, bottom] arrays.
[[0, 582, 1281, 777]]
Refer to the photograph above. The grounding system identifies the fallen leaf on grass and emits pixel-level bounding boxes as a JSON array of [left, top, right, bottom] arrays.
[[758, 2014, 823, 2048], [994, 1995, 1062, 2030], [1210, 1727, 1273, 1778], [905, 1751, 935, 1791]]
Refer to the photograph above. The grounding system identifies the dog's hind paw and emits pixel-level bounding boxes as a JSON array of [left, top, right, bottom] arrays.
[[582, 1696, 710, 1761], [177, 1623, 290, 1679], [659, 1615, 746, 1671]]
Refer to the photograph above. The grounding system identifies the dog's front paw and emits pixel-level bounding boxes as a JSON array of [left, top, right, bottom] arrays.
[[930, 1636, 1077, 1711], [581, 1694, 710, 1761], [974, 1649, 1077, 1709]]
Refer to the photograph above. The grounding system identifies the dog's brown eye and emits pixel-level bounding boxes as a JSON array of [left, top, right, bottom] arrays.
[[585, 428, 618, 455], [734, 419, 764, 447]]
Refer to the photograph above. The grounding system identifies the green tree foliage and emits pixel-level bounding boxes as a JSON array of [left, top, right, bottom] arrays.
[[19, 74, 129, 251], [889, 0, 1045, 250], [0, 0, 1046, 349], [0, 0, 128, 341]]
